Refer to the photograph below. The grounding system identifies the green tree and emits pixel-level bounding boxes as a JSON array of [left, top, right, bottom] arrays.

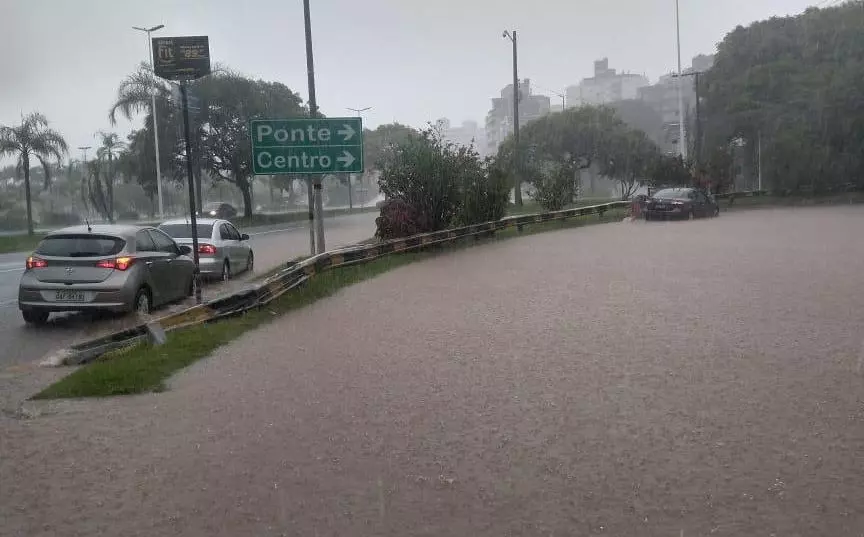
[[702, 2, 864, 193], [95, 131, 125, 220], [499, 105, 660, 203], [363, 123, 421, 170], [109, 64, 184, 206], [649, 155, 693, 188], [85, 160, 112, 222], [109, 65, 306, 216], [601, 130, 658, 199], [0, 113, 68, 234], [376, 127, 508, 238], [193, 73, 306, 216]]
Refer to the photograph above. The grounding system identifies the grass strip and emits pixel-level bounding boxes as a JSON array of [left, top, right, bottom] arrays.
[[33, 208, 626, 399], [0, 233, 45, 255], [723, 191, 864, 210]]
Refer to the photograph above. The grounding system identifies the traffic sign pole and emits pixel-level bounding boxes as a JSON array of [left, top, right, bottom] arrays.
[[181, 81, 202, 304], [153, 35, 210, 303], [302, 0, 325, 254]]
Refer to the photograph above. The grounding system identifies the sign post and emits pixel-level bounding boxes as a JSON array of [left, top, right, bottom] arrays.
[[152, 35, 211, 303]]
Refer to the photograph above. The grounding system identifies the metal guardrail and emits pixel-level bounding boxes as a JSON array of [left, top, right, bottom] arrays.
[[60, 200, 627, 364]]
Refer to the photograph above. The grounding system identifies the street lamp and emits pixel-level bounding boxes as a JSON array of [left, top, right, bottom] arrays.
[[133, 23, 166, 217], [502, 30, 523, 206], [672, 70, 703, 170], [345, 107, 372, 210], [674, 0, 687, 160]]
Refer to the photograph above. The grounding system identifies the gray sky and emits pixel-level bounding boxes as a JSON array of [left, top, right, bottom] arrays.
[[1, 0, 816, 158]]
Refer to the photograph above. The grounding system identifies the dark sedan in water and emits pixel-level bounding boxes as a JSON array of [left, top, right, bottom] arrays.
[[643, 187, 719, 221]]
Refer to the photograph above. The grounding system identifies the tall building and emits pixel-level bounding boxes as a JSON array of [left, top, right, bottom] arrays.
[[637, 54, 715, 155], [436, 119, 487, 156], [485, 79, 551, 155], [565, 58, 649, 108]]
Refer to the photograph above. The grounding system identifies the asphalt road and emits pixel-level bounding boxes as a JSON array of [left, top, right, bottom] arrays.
[[3, 206, 864, 536], [0, 211, 378, 369]]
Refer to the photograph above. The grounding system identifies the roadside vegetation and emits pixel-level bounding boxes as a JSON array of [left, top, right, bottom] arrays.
[[0, 233, 46, 254]]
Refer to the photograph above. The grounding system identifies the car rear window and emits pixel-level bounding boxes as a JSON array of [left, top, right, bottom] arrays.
[[35, 235, 126, 257], [158, 224, 214, 239], [653, 189, 692, 199]]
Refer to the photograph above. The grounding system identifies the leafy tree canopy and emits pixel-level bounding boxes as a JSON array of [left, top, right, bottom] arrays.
[[702, 1, 864, 193]]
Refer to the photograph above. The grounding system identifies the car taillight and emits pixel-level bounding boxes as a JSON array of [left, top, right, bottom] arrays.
[[26, 256, 47, 270], [96, 256, 135, 271], [199, 244, 216, 255]]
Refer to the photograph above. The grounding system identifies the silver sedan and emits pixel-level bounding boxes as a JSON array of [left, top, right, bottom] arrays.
[[18, 225, 196, 324], [158, 218, 254, 281]]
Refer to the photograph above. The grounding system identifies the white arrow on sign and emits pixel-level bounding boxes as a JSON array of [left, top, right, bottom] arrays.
[[337, 150, 356, 169], [337, 123, 356, 141]]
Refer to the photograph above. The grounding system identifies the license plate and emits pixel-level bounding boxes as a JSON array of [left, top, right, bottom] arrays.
[[54, 290, 86, 302], [656, 204, 667, 209]]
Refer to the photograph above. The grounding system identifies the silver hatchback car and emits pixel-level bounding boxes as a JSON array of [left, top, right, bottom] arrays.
[[158, 218, 253, 281], [18, 225, 196, 324]]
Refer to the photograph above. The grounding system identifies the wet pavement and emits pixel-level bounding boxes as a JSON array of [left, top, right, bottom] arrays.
[[2, 206, 864, 536]]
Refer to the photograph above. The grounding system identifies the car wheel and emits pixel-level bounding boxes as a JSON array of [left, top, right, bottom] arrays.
[[22, 309, 49, 325], [133, 287, 152, 316], [221, 260, 231, 282], [246, 252, 254, 274]]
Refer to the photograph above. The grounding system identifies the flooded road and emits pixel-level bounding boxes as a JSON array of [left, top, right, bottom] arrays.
[[3, 206, 864, 536]]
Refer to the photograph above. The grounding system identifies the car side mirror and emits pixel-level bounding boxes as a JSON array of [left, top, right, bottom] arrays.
[[179, 245, 192, 255], [240, 233, 250, 241]]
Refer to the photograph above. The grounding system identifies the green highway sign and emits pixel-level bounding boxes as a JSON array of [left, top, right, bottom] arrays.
[[251, 118, 363, 175]]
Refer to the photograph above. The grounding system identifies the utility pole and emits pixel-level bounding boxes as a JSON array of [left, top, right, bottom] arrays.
[[757, 130, 763, 191], [303, 0, 325, 254], [673, 70, 703, 172], [675, 0, 687, 161], [347, 106, 372, 213], [133, 24, 166, 217], [503, 30, 523, 206], [694, 71, 702, 171]]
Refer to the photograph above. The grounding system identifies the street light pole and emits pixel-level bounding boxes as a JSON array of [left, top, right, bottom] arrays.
[[133, 24, 166, 218], [346, 106, 372, 212], [503, 30, 523, 206], [675, 0, 687, 160], [672, 70, 703, 170], [78, 146, 92, 219]]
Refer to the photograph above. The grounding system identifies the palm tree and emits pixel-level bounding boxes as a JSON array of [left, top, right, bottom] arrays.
[[0, 113, 68, 235], [109, 63, 171, 125], [95, 131, 125, 220]]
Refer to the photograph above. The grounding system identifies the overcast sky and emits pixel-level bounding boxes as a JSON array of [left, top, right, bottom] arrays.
[[1, 0, 816, 158]]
